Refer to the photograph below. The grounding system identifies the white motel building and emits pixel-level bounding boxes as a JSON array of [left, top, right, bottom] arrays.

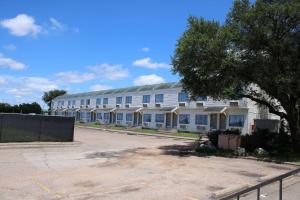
[[51, 82, 276, 134]]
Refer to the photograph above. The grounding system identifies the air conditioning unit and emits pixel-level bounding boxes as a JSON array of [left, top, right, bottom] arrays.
[[116, 104, 120, 108], [67, 106, 70, 108], [143, 103, 149, 108], [156, 123, 163, 128], [96, 105, 99, 108], [196, 125, 206, 131], [126, 121, 132, 126], [196, 102, 204, 108], [103, 105, 107, 108], [86, 105, 89, 108], [125, 104, 130, 108], [72, 106, 74, 108], [179, 102, 186, 107], [179, 125, 188, 130], [229, 101, 239, 107], [155, 103, 161, 107], [143, 122, 150, 127], [80, 105, 83, 108]]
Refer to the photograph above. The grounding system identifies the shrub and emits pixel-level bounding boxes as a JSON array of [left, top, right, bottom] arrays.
[[207, 130, 222, 147]]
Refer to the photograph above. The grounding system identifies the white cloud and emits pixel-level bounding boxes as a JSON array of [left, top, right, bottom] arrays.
[[1, 14, 42, 36], [141, 47, 150, 52], [90, 84, 112, 91], [55, 71, 95, 83], [133, 74, 165, 86], [3, 44, 16, 51], [88, 63, 129, 80], [133, 57, 170, 69], [0, 54, 26, 70], [0, 76, 7, 85], [49, 17, 65, 31], [4, 76, 58, 97]]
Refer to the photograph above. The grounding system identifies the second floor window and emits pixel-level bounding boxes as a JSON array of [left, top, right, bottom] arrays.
[[117, 113, 123, 120], [96, 98, 101, 105], [143, 95, 150, 103], [125, 96, 132, 104], [68, 100, 71, 106], [178, 91, 189, 102], [116, 97, 122, 104], [80, 99, 85, 105], [155, 94, 164, 103], [72, 100, 76, 106], [86, 99, 90, 105], [103, 98, 108, 105]]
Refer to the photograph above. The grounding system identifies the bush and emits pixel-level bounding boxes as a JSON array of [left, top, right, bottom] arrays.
[[207, 130, 222, 147], [241, 128, 292, 153]]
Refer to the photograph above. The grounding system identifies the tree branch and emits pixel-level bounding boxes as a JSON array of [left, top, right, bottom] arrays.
[[242, 94, 288, 119]]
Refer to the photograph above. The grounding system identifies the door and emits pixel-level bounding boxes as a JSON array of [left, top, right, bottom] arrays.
[[219, 113, 226, 130], [166, 113, 171, 128], [210, 114, 218, 130]]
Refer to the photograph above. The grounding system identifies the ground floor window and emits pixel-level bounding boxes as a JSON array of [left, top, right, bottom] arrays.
[[155, 114, 164, 123], [143, 114, 151, 122], [96, 113, 102, 120], [80, 112, 86, 119], [229, 115, 244, 127], [195, 114, 208, 125], [179, 114, 190, 124], [126, 113, 133, 121], [104, 113, 109, 120], [117, 113, 123, 120]]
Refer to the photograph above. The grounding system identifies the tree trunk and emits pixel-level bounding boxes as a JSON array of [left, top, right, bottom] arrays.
[[287, 108, 300, 152]]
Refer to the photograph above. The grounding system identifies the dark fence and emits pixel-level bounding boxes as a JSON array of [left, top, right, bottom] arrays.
[[0, 113, 74, 142]]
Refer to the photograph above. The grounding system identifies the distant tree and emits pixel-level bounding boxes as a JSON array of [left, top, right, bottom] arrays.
[[172, 0, 300, 151], [0, 102, 42, 114], [42, 90, 66, 110]]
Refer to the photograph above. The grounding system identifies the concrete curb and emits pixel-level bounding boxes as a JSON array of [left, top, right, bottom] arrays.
[[241, 156, 300, 167], [76, 125, 197, 141], [211, 184, 249, 199], [0, 141, 81, 149]]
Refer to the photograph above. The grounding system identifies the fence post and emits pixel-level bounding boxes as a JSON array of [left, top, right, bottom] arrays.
[[279, 179, 282, 200], [257, 187, 260, 200]]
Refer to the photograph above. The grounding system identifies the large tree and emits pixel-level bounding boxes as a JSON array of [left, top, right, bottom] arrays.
[[42, 89, 66, 111], [172, 0, 300, 151]]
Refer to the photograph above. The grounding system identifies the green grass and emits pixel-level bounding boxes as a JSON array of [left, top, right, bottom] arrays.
[[173, 132, 200, 139], [134, 128, 158, 134], [110, 125, 127, 130]]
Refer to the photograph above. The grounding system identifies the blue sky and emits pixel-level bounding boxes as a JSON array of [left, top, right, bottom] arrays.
[[0, 0, 234, 108]]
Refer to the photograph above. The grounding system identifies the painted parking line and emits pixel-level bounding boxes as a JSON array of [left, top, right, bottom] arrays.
[[31, 178, 62, 199]]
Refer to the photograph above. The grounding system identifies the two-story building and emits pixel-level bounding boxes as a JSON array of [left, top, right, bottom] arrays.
[[51, 82, 273, 134]]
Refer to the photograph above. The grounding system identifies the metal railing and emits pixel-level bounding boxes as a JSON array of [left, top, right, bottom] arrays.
[[219, 167, 300, 200]]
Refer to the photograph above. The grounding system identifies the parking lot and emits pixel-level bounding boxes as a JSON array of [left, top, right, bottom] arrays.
[[0, 127, 298, 200]]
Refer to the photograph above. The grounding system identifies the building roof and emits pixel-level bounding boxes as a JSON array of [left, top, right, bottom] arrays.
[[54, 82, 182, 100], [204, 106, 227, 113]]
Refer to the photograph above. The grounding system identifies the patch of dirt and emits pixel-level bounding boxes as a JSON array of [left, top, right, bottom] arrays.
[[119, 186, 141, 193], [267, 164, 293, 171], [74, 180, 99, 188], [238, 170, 264, 178], [206, 185, 225, 191], [85, 148, 144, 159]]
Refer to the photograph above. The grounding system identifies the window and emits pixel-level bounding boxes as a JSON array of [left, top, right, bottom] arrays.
[[196, 96, 207, 101], [125, 96, 132, 104], [117, 113, 123, 120], [143, 95, 150, 103], [155, 94, 164, 103], [68, 100, 71, 106], [86, 99, 90, 105], [195, 114, 208, 125], [229, 115, 244, 127], [126, 113, 133, 121], [96, 113, 102, 119], [155, 114, 164, 123], [80, 99, 85, 105], [178, 91, 189, 102], [179, 114, 190, 124], [116, 97, 122, 104], [80, 111, 86, 118], [72, 100, 76, 106], [143, 114, 151, 122], [104, 113, 109, 120], [103, 98, 108, 105], [96, 98, 101, 105]]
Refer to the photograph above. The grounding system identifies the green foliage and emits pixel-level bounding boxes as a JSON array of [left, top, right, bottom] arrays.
[[0, 102, 42, 114], [42, 89, 66, 109], [172, 0, 300, 151]]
